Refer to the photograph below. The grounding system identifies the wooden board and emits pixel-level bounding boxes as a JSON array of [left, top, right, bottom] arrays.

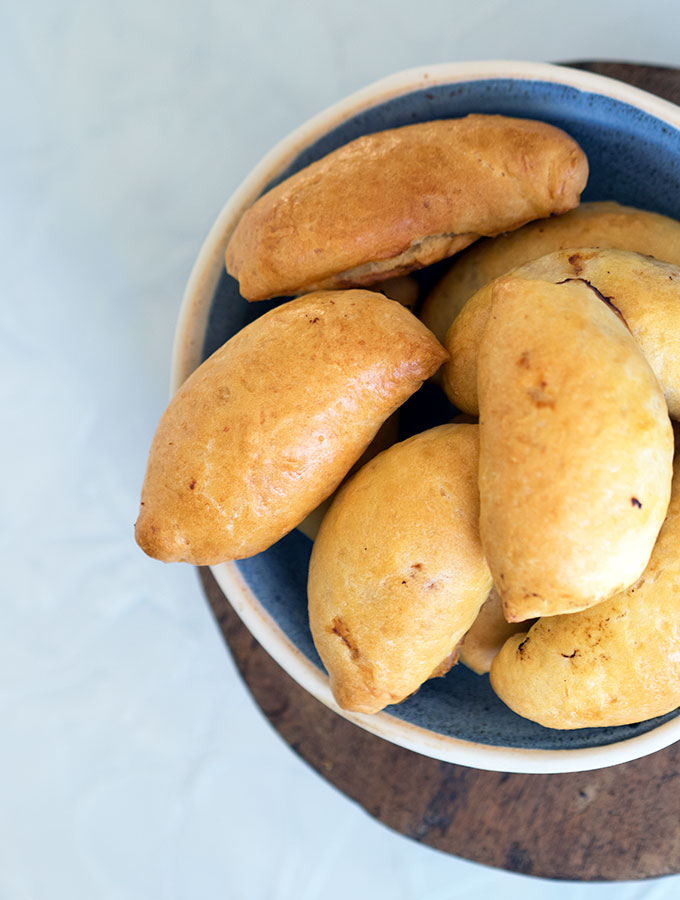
[[199, 64, 680, 881]]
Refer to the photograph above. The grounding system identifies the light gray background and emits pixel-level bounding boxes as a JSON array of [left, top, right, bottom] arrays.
[[3, 1, 680, 897]]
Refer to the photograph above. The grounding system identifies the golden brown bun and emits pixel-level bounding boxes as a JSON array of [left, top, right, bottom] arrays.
[[308, 424, 492, 714], [443, 248, 680, 418], [225, 116, 588, 301], [420, 201, 680, 344], [458, 587, 532, 675], [478, 277, 673, 622], [490, 456, 680, 729], [135, 290, 447, 564]]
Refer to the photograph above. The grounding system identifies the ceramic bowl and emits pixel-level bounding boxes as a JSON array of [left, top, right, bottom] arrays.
[[172, 61, 680, 773]]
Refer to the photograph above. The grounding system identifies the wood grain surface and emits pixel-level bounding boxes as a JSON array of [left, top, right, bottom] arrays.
[[199, 64, 680, 881]]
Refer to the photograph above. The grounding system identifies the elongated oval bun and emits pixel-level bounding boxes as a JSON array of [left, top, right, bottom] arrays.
[[135, 290, 447, 564], [226, 115, 588, 301], [443, 248, 680, 417], [308, 424, 492, 714], [478, 277, 673, 622], [490, 456, 680, 730], [420, 201, 680, 344]]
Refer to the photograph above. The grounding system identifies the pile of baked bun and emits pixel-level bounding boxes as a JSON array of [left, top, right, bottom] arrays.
[[136, 114, 680, 730]]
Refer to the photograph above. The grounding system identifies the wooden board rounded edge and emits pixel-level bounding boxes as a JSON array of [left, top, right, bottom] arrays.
[[200, 566, 680, 882]]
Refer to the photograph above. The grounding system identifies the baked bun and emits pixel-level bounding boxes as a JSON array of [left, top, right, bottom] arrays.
[[478, 277, 673, 622], [490, 456, 680, 729], [225, 115, 588, 301], [443, 248, 680, 418], [296, 412, 400, 542], [135, 290, 447, 564], [308, 424, 492, 714], [458, 588, 531, 675], [420, 201, 680, 344]]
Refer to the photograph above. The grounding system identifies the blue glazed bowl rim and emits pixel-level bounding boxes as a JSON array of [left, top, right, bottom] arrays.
[[171, 61, 680, 774]]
